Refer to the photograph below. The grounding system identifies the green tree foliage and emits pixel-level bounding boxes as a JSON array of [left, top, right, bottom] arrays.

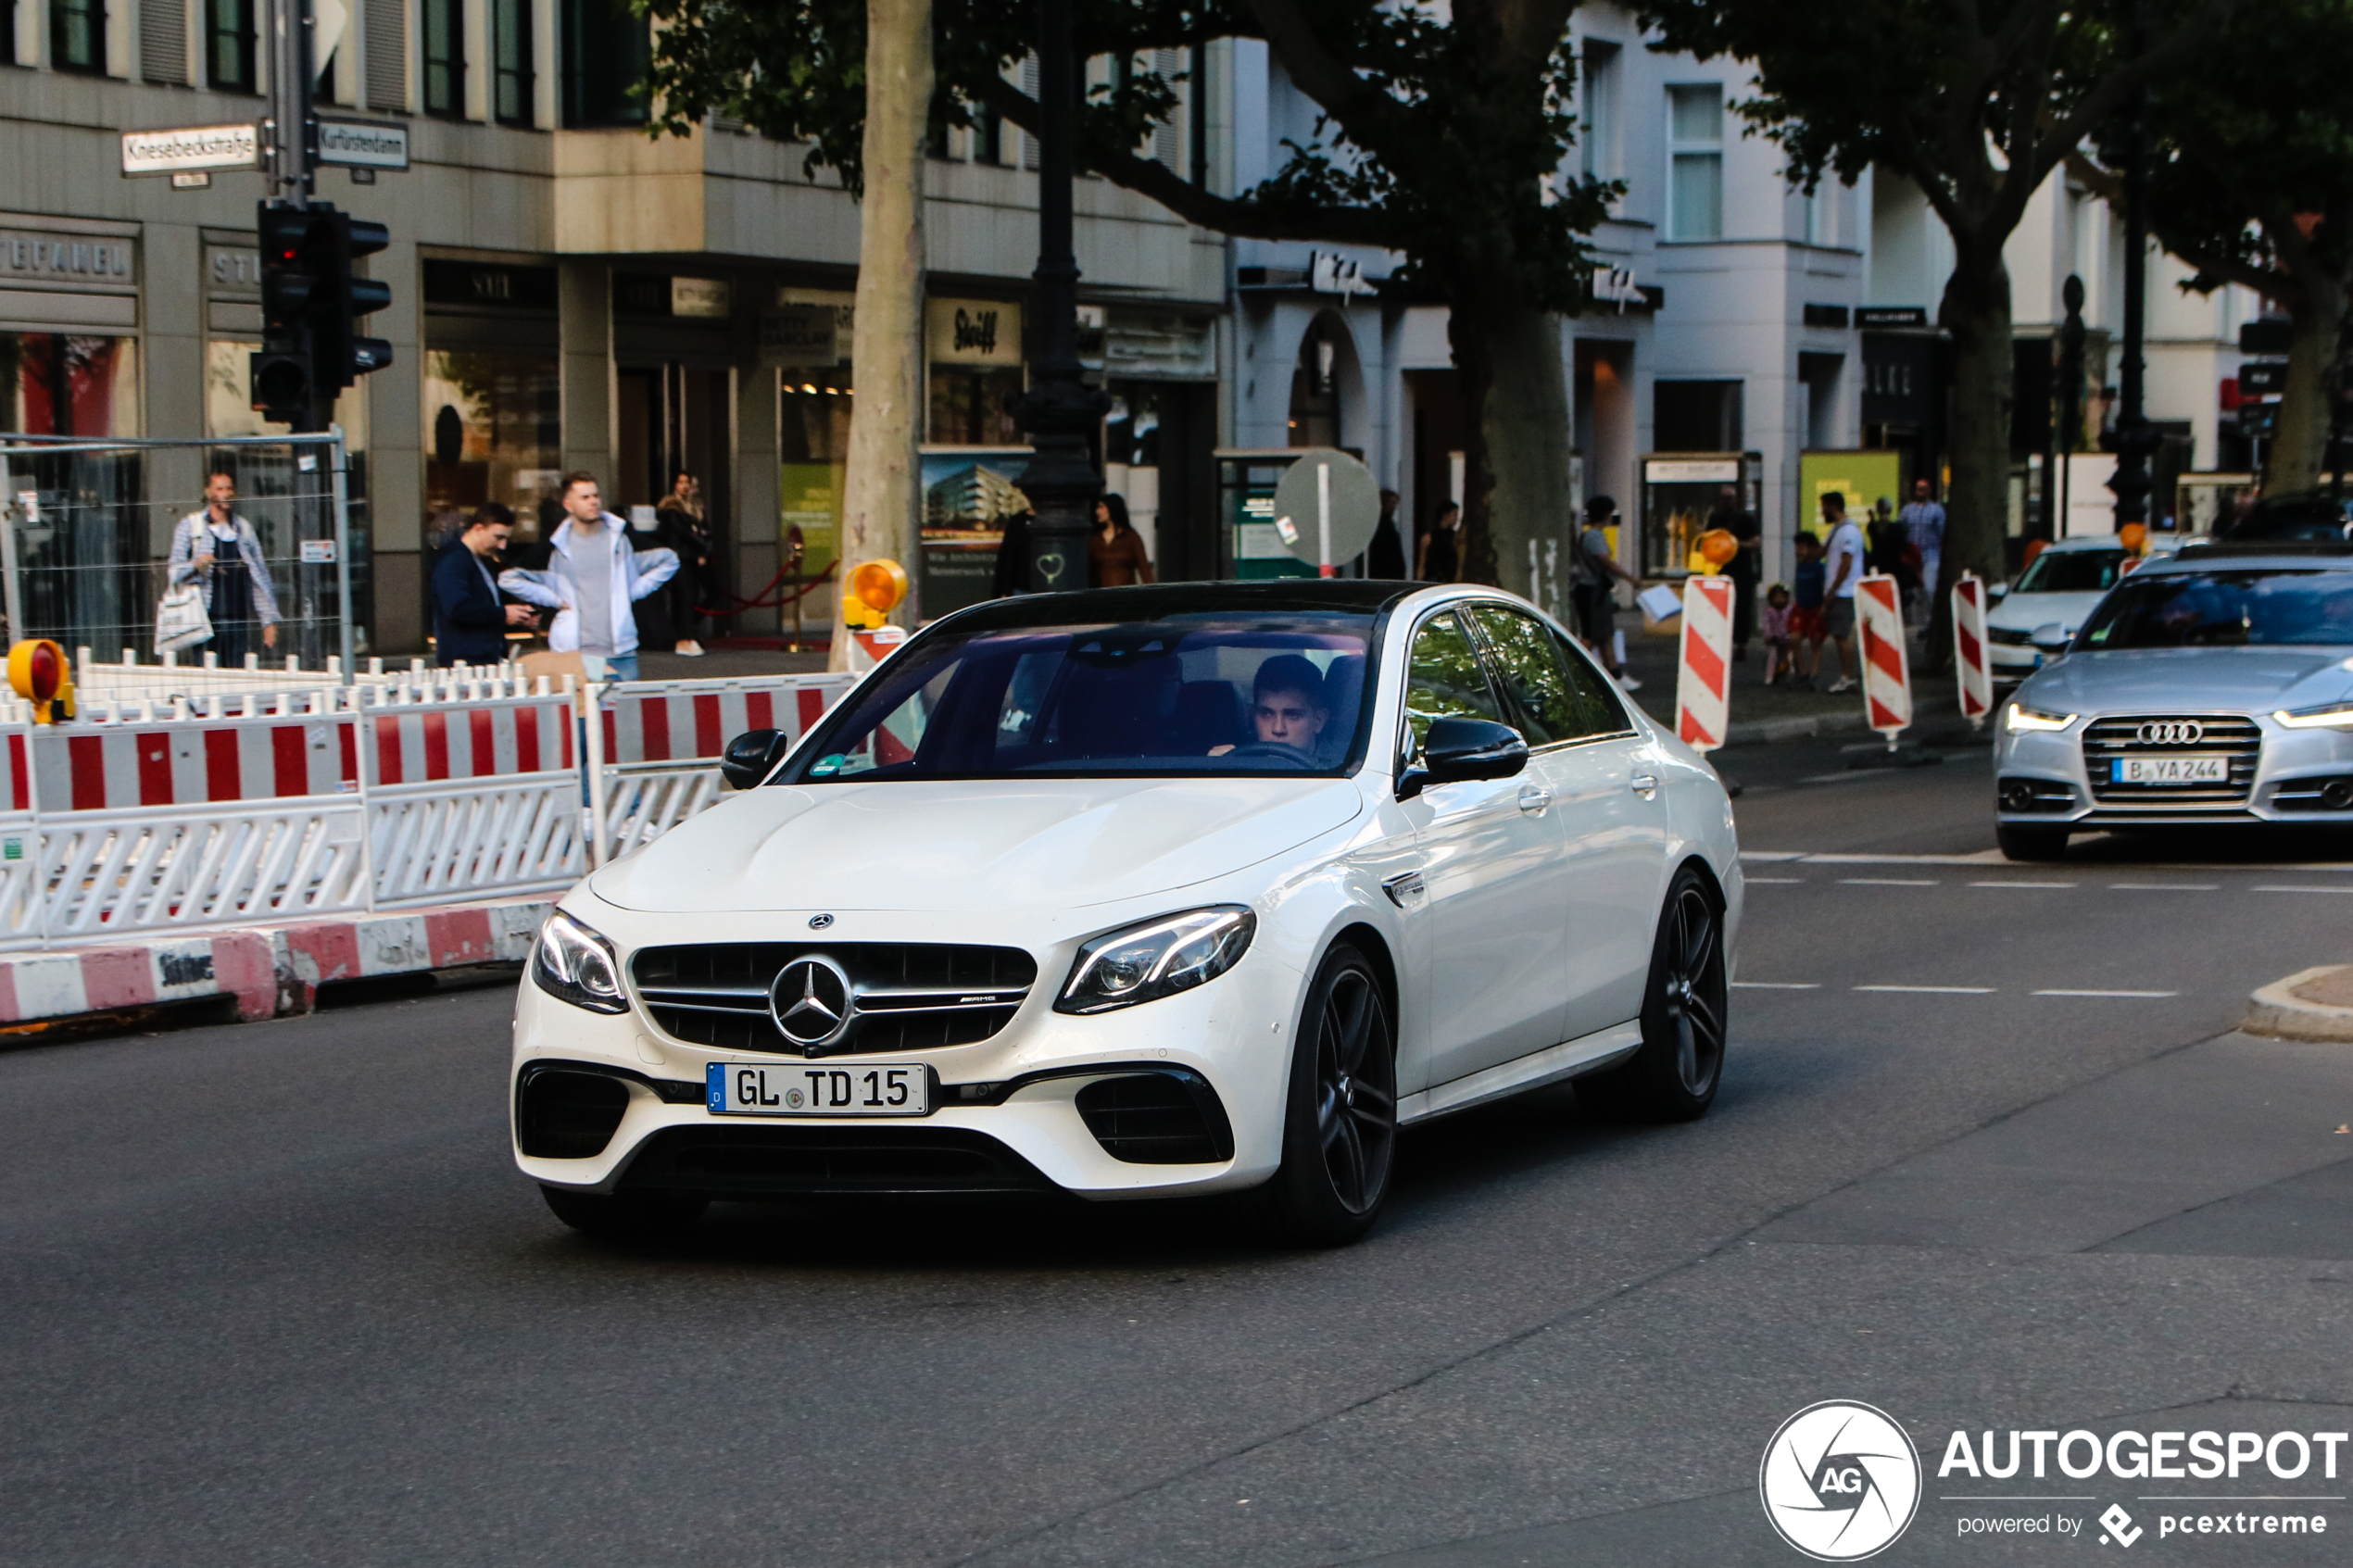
[[635, 0, 1619, 600], [1637, 0, 2228, 636], [2072, 0, 2353, 495]]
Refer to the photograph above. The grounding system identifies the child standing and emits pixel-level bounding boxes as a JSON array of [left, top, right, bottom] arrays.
[[1790, 533, 1828, 688], [1759, 583, 1794, 685]]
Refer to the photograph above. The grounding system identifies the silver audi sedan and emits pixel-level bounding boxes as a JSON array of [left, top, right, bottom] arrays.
[[1991, 546, 2353, 860]]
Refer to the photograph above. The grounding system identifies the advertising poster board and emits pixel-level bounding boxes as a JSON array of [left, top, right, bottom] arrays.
[[1796, 450, 1905, 539], [920, 446, 1032, 616]]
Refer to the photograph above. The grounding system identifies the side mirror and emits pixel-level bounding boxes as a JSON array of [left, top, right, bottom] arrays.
[[720, 728, 794, 791], [1988, 583, 2009, 600], [2030, 622, 2070, 656], [1397, 716, 1529, 800]]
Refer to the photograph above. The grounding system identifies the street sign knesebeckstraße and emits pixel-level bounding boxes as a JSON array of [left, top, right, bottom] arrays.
[[121, 124, 262, 176], [316, 120, 409, 170]]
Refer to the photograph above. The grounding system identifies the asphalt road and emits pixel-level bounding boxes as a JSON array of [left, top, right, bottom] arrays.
[[6, 734, 2353, 1568]]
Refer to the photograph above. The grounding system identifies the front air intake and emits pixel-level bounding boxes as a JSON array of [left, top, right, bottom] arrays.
[[1076, 1072, 1234, 1164], [515, 1066, 632, 1160]]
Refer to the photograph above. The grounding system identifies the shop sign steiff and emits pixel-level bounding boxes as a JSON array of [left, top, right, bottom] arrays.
[[761, 304, 839, 367], [120, 124, 263, 176], [0, 232, 137, 288], [926, 298, 1023, 366]]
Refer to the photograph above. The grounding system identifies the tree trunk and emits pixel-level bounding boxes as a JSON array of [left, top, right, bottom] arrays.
[[1927, 254, 2016, 670], [1447, 273, 1579, 614], [830, 0, 932, 671], [2269, 272, 2347, 495]]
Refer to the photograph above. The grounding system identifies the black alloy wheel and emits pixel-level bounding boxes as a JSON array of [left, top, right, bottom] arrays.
[[1579, 867, 1727, 1123], [1265, 942, 1397, 1246]]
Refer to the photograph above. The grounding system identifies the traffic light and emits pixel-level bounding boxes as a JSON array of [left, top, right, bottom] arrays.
[[250, 201, 395, 431]]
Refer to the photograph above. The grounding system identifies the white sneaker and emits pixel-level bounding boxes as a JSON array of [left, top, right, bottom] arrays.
[[1826, 676, 1857, 694], [675, 641, 706, 657], [1617, 671, 1642, 691]]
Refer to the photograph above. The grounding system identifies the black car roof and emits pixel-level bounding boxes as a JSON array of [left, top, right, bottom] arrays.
[[940, 580, 1428, 632], [2143, 544, 2353, 571]]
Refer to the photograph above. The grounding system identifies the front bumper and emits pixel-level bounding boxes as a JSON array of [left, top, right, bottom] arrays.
[[510, 905, 1305, 1201], [1994, 712, 2353, 829]]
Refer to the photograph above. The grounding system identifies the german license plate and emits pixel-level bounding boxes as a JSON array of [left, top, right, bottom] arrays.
[[707, 1061, 932, 1117], [2114, 756, 2229, 785]]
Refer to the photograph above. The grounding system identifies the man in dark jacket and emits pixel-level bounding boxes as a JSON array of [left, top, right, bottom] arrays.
[[432, 503, 534, 666]]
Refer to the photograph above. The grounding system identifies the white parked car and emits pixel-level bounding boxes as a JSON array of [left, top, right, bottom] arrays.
[[513, 583, 1742, 1245], [1985, 535, 2185, 685]]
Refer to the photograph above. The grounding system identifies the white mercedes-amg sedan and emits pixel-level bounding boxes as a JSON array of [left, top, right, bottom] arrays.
[[513, 582, 1742, 1245]]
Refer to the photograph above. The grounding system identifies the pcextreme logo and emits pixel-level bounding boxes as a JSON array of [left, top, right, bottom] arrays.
[[1761, 1400, 1923, 1561]]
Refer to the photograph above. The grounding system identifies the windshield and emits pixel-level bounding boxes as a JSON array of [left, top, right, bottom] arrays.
[[2076, 569, 2353, 649], [2015, 548, 2124, 595], [781, 612, 1380, 781]]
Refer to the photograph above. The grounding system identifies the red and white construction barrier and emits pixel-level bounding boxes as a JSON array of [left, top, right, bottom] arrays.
[[1856, 572, 1913, 741], [1675, 574, 1734, 752], [35, 710, 358, 809], [371, 695, 574, 784], [590, 674, 852, 864], [1951, 572, 1994, 727]]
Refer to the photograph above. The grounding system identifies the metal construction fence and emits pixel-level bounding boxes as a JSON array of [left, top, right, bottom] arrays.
[[0, 666, 853, 951], [1, 430, 359, 673]]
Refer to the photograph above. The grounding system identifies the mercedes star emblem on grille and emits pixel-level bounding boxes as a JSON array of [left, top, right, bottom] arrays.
[[2135, 720, 2206, 746], [808, 913, 835, 930], [771, 956, 854, 1050]]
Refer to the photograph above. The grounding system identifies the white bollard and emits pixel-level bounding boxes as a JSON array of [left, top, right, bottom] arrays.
[[1951, 573, 1994, 728], [1675, 575, 1735, 752], [1856, 572, 1913, 747]]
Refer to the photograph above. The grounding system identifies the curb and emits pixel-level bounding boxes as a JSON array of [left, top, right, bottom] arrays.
[[0, 898, 551, 1031], [1720, 709, 1874, 747], [2245, 965, 2353, 1042]]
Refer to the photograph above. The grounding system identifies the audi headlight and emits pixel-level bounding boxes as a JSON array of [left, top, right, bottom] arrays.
[[1056, 906, 1256, 1016], [533, 909, 628, 1014], [2004, 702, 2078, 734], [2275, 702, 2353, 730]]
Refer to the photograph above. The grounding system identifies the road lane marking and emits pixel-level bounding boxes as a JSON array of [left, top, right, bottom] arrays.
[[1968, 880, 2077, 889], [2032, 988, 2179, 997], [2110, 882, 2220, 891], [1840, 877, 1939, 886], [1743, 851, 2007, 865], [2252, 884, 2353, 894], [1855, 985, 1996, 994], [1732, 981, 1820, 989], [1745, 876, 1806, 884]]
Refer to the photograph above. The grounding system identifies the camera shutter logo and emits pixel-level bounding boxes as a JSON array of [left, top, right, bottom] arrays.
[[771, 957, 854, 1052], [1759, 1400, 1920, 1561]]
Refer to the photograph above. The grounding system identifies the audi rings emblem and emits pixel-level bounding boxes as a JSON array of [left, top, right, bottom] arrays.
[[771, 956, 854, 1051], [2136, 720, 2206, 746]]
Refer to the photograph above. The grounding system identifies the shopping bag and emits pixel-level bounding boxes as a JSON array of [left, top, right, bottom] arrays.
[[155, 584, 213, 653]]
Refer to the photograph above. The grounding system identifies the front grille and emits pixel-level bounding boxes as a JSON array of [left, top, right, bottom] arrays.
[[618, 1125, 1054, 1196], [2082, 714, 2261, 805], [633, 943, 1038, 1057], [1987, 626, 2035, 646], [515, 1067, 631, 1160], [1075, 1072, 1235, 1164]]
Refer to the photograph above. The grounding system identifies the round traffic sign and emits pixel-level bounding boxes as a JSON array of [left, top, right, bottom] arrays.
[[1270, 448, 1380, 571]]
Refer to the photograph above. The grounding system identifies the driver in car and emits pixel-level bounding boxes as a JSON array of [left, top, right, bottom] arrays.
[[1211, 654, 1328, 759]]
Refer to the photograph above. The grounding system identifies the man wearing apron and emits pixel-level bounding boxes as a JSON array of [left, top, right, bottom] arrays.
[[168, 470, 282, 665]]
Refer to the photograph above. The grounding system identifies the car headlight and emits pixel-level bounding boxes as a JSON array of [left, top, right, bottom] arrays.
[[2004, 702, 2078, 734], [2275, 702, 2353, 730], [1056, 906, 1256, 1016], [532, 909, 628, 1014]]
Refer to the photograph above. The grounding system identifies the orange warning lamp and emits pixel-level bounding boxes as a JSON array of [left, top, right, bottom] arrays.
[[2119, 521, 2147, 554], [6, 638, 73, 723], [844, 558, 909, 630], [1696, 529, 1738, 569]]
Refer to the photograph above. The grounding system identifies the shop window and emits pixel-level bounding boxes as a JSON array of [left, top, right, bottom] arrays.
[[51, 0, 106, 73], [926, 367, 1024, 445], [1667, 83, 1722, 241], [778, 371, 851, 591], [422, 0, 463, 117], [365, 0, 407, 109], [1654, 379, 1743, 452], [205, 0, 253, 90], [0, 334, 136, 436], [1289, 325, 1339, 447], [492, 0, 531, 123], [561, 0, 648, 128], [422, 350, 562, 545]]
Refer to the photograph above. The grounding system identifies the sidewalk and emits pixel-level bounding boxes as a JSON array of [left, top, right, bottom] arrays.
[[1617, 617, 1966, 746]]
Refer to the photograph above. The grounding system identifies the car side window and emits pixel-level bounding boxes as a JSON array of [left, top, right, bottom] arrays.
[[1467, 604, 1589, 745], [1401, 610, 1505, 763], [1552, 627, 1631, 737]]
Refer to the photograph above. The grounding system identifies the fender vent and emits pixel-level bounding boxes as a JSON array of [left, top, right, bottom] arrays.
[[1075, 1072, 1233, 1164]]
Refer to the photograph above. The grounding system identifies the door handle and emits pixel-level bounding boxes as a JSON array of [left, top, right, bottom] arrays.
[[1629, 773, 1660, 799], [1516, 785, 1552, 812]]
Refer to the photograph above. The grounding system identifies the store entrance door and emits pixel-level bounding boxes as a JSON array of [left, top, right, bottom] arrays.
[[615, 363, 732, 647]]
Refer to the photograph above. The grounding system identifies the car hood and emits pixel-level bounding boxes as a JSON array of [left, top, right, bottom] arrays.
[[1988, 590, 2108, 633], [2020, 646, 2353, 712], [589, 775, 1367, 914]]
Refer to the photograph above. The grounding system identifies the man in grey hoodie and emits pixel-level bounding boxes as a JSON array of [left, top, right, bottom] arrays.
[[498, 471, 676, 680]]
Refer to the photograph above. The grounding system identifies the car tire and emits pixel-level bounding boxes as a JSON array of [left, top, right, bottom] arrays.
[[1577, 866, 1727, 1123], [1263, 941, 1397, 1248], [540, 1185, 707, 1242], [1996, 822, 2070, 861]]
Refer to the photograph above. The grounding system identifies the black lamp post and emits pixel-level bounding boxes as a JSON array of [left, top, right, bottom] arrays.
[[1012, 0, 1108, 591], [2109, 1, 2158, 533]]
